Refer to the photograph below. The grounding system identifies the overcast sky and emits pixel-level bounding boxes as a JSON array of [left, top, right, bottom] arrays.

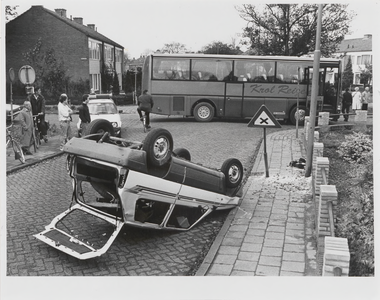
[[2, 0, 378, 58]]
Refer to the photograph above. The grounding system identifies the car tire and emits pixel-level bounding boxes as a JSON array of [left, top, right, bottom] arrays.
[[289, 105, 308, 125], [221, 158, 243, 188], [194, 102, 214, 122], [143, 128, 173, 167], [85, 119, 115, 136], [173, 148, 191, 161]]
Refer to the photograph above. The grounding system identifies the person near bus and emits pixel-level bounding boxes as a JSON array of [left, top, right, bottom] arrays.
[[361, 87, 371, 110], [137, 90, 154, 128], [14, 101, 34, 155], [78, 94, 91, 136], [28, 86, 48, 143], [352, 87, 362, 111], [341, 88, 353, 122], [58, 93, 73, 151]]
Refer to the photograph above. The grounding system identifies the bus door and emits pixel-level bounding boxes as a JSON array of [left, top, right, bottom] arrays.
[[306, 67, 325, 113], [322, 66, 340, 115], [224, 82, 244, 117]]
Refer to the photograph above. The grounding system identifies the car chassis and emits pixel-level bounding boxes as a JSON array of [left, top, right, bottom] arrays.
[[34, 128, 243, 260]]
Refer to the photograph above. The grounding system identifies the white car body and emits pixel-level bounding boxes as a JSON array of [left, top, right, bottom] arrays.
[[77, 97, 122, 136]]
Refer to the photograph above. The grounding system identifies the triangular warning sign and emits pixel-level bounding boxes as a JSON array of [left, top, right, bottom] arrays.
[[247, 105, 282, 128]]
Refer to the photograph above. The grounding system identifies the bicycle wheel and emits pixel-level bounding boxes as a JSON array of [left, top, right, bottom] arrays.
[[142, 116, 147, 133], [11, 140, 25, 164]]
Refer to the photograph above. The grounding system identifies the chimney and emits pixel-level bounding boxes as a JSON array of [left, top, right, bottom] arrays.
[[363, 34, 372, 39], [73, 17, 83, 25], [55, 9, 67, 18], [87, 24, 96, 30]]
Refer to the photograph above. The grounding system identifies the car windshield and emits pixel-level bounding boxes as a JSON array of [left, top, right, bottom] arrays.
[[88, 102, 117, 114]]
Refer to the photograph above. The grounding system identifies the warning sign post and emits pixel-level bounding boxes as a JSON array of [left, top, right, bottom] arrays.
[[247, 105, 282, 177]]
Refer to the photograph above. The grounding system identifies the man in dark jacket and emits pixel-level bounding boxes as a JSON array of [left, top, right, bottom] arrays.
[[78, 94, 91, 136], [137, 90, 154, 128], [28, 87, 48, 142], [342, 88, 353, 121]]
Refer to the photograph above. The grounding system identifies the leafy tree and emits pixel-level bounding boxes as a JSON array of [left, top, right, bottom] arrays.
[[342, 56, 354, 90], [161, 42, 188, 54], [360, 62, 372, 86], [101, 63, 114, 93], [237, 4, 354, 57], [200, 41, 241, 55], [112, 72, 120, 95], [23, 38, 69, 99], [5, 5, 18, 21]]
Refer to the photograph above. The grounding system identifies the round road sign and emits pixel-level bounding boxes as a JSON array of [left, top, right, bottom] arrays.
[[9, 68, 15, 83], [18, 65, 36, 85]]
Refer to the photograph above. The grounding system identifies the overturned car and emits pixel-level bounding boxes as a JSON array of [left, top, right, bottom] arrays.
[[34, 127, 243, 260]]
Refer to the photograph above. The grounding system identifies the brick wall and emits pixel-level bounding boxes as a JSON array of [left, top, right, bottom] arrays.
[[6, 6, 89, 84]]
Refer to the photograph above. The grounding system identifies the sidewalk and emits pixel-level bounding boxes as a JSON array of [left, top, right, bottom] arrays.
[[6, 135, 64, 174], [196, 129, 318, 276]]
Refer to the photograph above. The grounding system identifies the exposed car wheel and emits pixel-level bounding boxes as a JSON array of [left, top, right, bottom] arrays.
[[289, 105, 308, 125], [85, 119, 115, 136], [194, 102, 214, 122], [221, 158, 243, 188], [173, 148, 191, 161], [143, 128, 173, 167]]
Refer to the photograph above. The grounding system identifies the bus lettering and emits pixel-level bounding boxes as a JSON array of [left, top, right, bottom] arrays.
[[249, 84, 276, 94]]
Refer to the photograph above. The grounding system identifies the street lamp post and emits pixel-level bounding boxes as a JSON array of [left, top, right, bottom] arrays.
[[305, 4, 322, 177]]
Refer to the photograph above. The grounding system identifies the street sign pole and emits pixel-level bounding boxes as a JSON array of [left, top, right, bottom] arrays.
[[248, 105, 282, 178], [9, 68, 15, 123], [263, 127, 269, 177]]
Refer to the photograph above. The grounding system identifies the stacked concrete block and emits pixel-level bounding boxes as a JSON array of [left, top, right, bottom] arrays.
[[312, 143, 324, 177], [314, 156, 329, 195], [318, 112, 330, 128], [317, 185, 337, 237], [323, 236, 350, 276], [354, 110, 367, 131]]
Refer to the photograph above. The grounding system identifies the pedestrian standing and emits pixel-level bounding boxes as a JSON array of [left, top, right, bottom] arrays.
[[352, 87, 362, 111], [361, 87, 371, 110], [14, 101, 34, 155], [341, 88, 353, 122], [28, 87, 48, 142], [137, 90, 154, 128], [78, 94, 91, 136], [58, 93, 73, 150]]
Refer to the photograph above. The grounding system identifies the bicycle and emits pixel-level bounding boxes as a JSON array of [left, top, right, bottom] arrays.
[[6, 125, 25, 164], [141, 114, 150, 133], [30, 115, 41, 152]]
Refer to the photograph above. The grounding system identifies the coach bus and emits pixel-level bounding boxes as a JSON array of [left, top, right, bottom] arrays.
[[141, 53, 341, 124]]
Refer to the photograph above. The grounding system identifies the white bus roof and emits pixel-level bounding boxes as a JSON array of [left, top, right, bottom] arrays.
[[148, 53, 340, 63]]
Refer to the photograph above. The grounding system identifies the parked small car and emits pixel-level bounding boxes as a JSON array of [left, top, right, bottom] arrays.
[[34, 126, 244, 260], [77, 95, 122, 137]]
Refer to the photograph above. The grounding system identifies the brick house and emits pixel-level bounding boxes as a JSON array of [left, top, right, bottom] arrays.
[[6, 5, 124, 95], [334, 34, 372, 86]]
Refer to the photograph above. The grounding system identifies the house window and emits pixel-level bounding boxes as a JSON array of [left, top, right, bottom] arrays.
[[115, 49, 122, 63], [90, 74, 101, 92], [88, 40, 100, 60], [104, 45, 114, 62]]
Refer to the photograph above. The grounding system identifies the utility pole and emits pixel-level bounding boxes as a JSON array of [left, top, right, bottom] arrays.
[[305, 4, 322, 177]]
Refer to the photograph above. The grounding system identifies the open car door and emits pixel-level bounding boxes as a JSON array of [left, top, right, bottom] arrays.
[[34, 203, 124, 260]]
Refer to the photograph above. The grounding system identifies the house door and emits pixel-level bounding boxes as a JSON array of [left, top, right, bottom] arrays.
[[224, 82, 244, 117]]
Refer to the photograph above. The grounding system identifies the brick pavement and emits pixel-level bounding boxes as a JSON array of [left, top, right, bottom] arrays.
[[196, 129, 318, 276]]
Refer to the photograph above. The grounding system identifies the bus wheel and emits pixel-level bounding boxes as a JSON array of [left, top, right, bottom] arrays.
[[289, 106, 308, 125], [194, 102, 214, 122]]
